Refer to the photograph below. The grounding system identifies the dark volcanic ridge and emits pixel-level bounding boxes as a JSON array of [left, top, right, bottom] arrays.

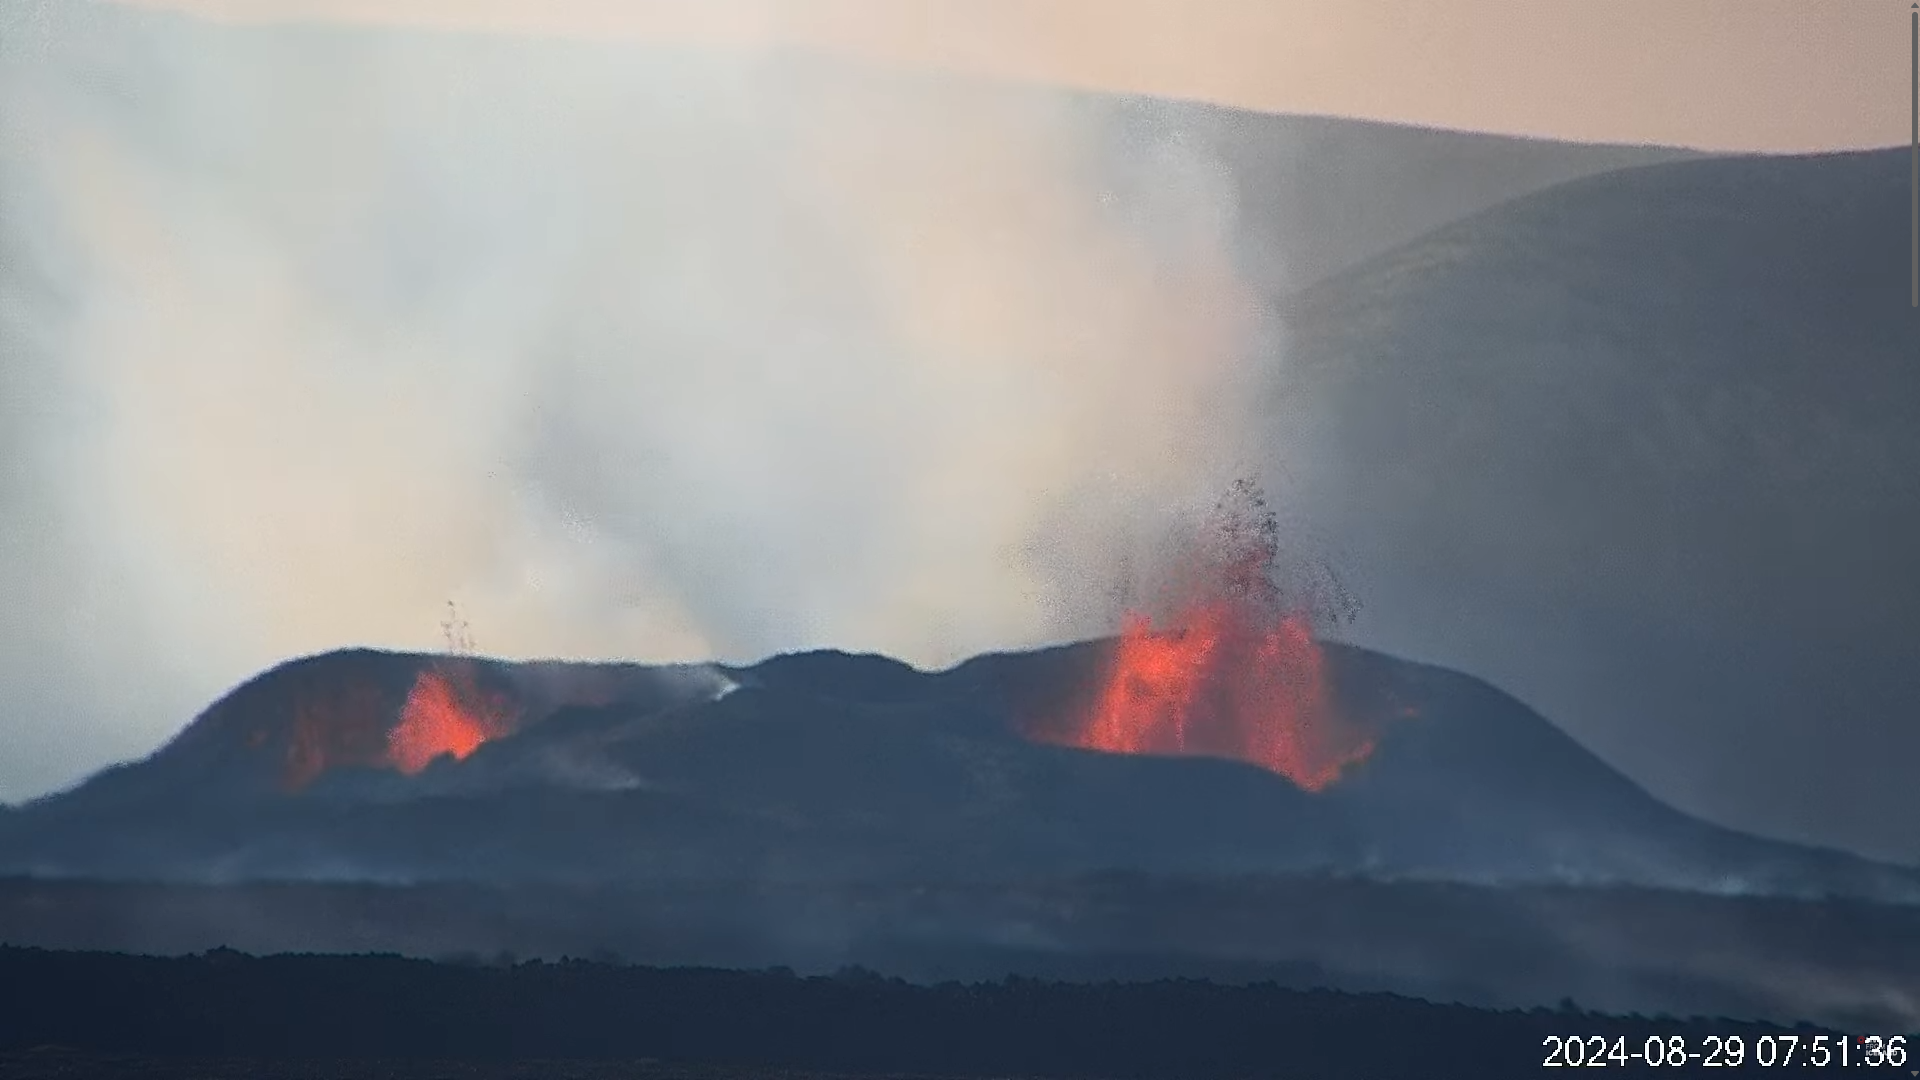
[[1, 639, 1913, 905]]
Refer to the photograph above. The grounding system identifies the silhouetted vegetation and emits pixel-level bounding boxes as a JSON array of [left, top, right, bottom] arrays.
[[0, 945, 1845, 1079]]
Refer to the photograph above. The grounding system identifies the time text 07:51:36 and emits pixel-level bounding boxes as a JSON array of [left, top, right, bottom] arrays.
[[1544, 1034, 1908, 1067]]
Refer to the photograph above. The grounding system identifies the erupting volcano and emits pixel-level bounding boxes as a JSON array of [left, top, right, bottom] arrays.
[[261, 654, 524, 790], [388, 665, 519, 775], [1042, 479, 1377, 791]]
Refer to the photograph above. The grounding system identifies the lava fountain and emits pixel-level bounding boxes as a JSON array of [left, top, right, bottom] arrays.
[[388, 663, 520, 774], [262, 655, 524, 790], [1043, 479, 1376, 791]]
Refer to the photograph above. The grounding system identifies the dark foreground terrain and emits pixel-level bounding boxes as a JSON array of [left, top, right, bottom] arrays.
[[0, 1052, 905, 1080], [4, 873, 1917, 1031], [0, 946, 1861, 1080]]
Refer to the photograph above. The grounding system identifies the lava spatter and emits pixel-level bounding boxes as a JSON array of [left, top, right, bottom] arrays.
[[1041, 478, 1378, 792], [388, 664, 519, 775]]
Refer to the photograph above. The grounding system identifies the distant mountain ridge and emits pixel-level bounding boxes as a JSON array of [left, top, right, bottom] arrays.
[[1089, 98, 1704, 294], [759, 51, 1703, 293], [1265, 146, 1920, 864]]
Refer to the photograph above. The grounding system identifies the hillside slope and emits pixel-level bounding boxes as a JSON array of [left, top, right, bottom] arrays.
[[1270, 148, 1920, 862]]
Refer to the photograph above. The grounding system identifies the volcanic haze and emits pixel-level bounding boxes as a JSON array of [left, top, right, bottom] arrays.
[[0, 1, 1689, 805]]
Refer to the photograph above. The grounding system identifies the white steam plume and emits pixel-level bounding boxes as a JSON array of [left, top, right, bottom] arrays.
[[0, 2, 1279, 799]]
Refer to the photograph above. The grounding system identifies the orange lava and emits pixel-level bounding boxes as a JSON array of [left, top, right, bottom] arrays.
[[1046, 480, 1377, 791], [388, 666, 517, 775], [238, 655, 532, 791], [1080, 605, 1371, 791]]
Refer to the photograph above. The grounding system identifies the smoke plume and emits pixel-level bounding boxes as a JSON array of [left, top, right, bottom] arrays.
[[0, 1, 1283, 800]]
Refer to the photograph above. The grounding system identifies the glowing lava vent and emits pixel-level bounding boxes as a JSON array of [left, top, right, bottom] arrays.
[[388, 663, 519, 775], [269, 656, 523, 791], [1042, 479, 1377, 792]]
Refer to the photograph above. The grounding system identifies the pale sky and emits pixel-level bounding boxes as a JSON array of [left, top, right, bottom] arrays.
[[119, 0, 1907, 153]]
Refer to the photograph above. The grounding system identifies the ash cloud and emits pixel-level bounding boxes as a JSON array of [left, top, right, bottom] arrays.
[[0, 2, 1282, 801]]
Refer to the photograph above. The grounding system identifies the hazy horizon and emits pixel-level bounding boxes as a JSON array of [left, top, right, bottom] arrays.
[[117, 0, 1911, 155]]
